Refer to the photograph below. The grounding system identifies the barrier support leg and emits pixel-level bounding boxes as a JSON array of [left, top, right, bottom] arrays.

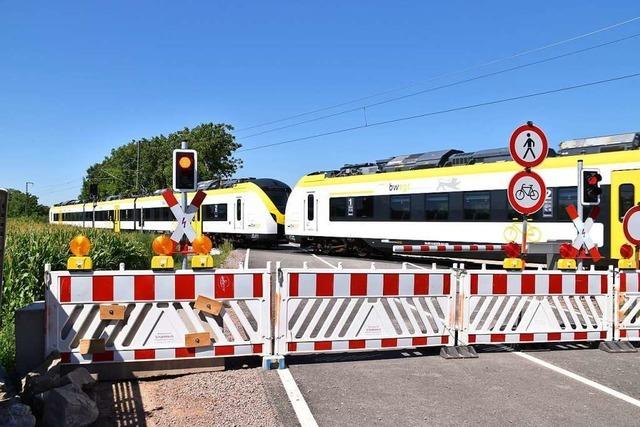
[[262, 355, 286, 370], [598, 341, 637, 353], [440, 346, 478, 359]]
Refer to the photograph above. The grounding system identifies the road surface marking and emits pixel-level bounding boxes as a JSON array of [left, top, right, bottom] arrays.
[[277, 368, 318, 427], [514, 351, 640, 408], [311, 254, 338, 269], [244, 248, 250, 268], [406, 262, 427, 270]]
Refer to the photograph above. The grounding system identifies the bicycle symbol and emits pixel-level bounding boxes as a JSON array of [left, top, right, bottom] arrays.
[[515, 183, 539, 201], [503, 223, 542, 242]]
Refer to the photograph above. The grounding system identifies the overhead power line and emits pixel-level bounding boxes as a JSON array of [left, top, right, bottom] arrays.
[[235, 15, 640, 133], [237, 32, 640, 140], [238, 71, 640, 153]]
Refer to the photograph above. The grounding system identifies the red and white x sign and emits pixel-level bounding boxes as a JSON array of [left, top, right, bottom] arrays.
[[162, 189, 207, 243], [565, 204, 602, 262]]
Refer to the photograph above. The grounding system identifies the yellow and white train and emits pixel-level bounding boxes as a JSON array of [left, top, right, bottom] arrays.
[[50, 178, 290, 245], [285, 132, 640, 261]]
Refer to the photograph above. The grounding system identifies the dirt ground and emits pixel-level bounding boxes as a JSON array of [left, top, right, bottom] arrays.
[[94, 366, 280, 427]]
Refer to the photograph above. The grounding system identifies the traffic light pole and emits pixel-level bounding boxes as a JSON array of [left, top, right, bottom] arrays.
[[577, 160, 583, 270], [181, 141, 189, 270]]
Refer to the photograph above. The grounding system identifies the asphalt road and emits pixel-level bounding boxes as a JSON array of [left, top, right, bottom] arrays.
[[243, 246, 640, 426]]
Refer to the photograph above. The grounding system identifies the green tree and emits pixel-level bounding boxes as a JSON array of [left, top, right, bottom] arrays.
[[79, 123, 240, 199], [5, 189, 49, 219]]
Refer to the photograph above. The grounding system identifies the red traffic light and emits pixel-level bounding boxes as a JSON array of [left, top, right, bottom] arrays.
[[503, 242, 521, 258], [559, 243, 578, 259], [620, 244, 634, 259]]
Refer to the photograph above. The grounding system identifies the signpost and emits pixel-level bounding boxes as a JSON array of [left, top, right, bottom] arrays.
[[566, 204, 603, 263], [162, 189, 206, 244], [622, 205, 640, 265], [507, 122, 548, 255]]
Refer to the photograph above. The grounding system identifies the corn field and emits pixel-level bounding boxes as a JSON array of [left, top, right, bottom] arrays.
[[0, 219, 231, 370]]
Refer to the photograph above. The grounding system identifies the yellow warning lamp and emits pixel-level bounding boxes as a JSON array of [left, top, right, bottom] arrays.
[[151, 235, 175, 270], [67, 235, 93, 271], [557, 243, 578, 271], [191, 235, 214, 269], [618, 244, 637, 270], [502, 242, 525, 271]]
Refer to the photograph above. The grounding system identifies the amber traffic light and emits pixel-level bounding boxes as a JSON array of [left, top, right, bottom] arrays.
[[173, 149, 197, 191]]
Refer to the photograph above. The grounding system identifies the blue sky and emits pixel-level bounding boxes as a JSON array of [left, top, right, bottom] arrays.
[[1, 1, 639, 205]]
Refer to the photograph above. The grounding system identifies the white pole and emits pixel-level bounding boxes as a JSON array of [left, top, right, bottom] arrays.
[[577, 160, 583, 270], [181, 140, 188, 270]]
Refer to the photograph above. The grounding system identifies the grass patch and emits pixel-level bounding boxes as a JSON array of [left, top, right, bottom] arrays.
[[0, 219, 231, 370]]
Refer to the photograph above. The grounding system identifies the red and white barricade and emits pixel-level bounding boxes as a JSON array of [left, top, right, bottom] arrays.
[[45, 267, 271, 365], [393, 244, 506, 253], [274, 265, 457, 356], [458, 268, 613, 345], [615, 271, 640, 341]]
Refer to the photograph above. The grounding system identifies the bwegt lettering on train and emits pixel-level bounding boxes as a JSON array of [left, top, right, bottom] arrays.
[[51, 131, 640, 262]]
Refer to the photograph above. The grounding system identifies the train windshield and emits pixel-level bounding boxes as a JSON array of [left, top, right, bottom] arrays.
[[252, 179, 291, 213]]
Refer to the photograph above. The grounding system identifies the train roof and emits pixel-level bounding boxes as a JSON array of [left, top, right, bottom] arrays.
[[307, 131, 640, 178]]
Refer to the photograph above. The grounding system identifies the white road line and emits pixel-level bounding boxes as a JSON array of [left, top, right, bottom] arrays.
[[277, 368, 319, 427], [513, 351, 640, 408], [311, 254, 337, 269], [406, 262, 427, 270], [244, 248, 250, 268]]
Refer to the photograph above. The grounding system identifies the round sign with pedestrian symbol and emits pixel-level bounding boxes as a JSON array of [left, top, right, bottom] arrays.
[[509, 123, 548, 168], [508, 170, 546, 215], [623, 205, 640, 246]]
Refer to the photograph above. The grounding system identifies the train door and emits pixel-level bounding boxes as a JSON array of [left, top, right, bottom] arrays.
[[234, 198, 244, 231], [610, 169, 640, 259], [113, 205, 121, 233], [194, 205, 203, 237], [304, 192, 317, 232]]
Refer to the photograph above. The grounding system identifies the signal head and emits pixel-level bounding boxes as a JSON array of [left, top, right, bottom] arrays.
[[152, 234, 175, 256], [620, 243, 634, 260], [69, 235, 91, 257], [193, 235, 213, 255]]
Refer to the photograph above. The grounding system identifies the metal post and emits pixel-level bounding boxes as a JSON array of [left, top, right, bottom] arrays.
[[577, 160, 583, 270], [181, 140, 188, 270], [522, 214, 528, 255], [25, 181, 34, 216], [136, 140, 140, 195]]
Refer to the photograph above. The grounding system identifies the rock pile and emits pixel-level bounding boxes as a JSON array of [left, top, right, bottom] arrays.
[[3, 352, 100, 427]]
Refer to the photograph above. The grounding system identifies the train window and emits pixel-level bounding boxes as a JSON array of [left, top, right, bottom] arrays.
[[236, 199, 242, 221], [390, 195, 411, 220], [307, 194, 315, 221], [329, 198, 347, 220], [204, 204, 228, 221], [619, 184, 634, 221], [557, 187, 577, 221], [425, 194, 449, 220], [463, 191, 491, 220], [354, 196, 374, 218]]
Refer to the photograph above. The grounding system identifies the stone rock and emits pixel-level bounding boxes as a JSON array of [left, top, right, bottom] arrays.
[[21, 363, 61, 401], [0, 400, 36, 427], [64, 368, 96, 391], [42, 383, 98, 427], [20, 351, 60, 395]]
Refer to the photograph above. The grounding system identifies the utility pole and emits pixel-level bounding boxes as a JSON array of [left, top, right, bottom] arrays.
[[136, 140, 140, 195], [25, 181, 34, 216], [577, 160, 583, 270]]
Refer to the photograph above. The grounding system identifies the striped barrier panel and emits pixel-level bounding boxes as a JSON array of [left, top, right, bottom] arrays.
[[615, 271, 640, 341], [45, 267, 272, 365], [458, 269, 613, 345], [393, 244, 507, 253], [274, 266, 457, 356]]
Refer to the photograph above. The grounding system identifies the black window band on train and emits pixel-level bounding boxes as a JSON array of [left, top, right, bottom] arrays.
[[251, 178, 291, 213], [203, 203, 228, 221], [328, 185, 593, 223]]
